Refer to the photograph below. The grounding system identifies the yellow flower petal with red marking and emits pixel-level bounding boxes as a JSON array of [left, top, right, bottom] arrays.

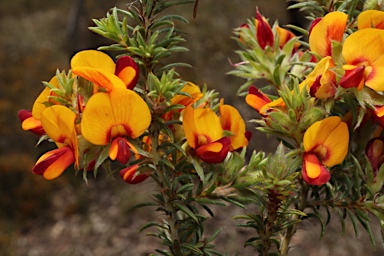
[[303, 116, 349, 167], [41, 106, 77, 147], [40, 105, 79, 166], [358, 10, 384, 30], [342, 28, 384, 91], [32, 76, 60, 120], [219, 99, 248, 150], [183, 106, 222, 149], [309, 12, 348, 57], [81, 88, 151, 145]]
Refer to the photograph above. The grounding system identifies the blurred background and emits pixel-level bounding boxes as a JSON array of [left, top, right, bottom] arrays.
[[1, 0, 384, 255]]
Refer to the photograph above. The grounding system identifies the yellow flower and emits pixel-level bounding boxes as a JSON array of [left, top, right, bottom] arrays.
[[302, 116, 349, 185], [183, 105, 231, 163], [299, 56, 336, 99], [71, 50, 139, 91], [341, 28, 384, 91], [81, 88, 151, 163]]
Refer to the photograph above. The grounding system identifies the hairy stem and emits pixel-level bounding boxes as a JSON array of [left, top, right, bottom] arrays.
[[280, 182, 308, 255]]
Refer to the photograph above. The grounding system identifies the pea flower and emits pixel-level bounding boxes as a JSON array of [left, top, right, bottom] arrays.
[[71, 50, 139, 91], [302, 116, 349, 185], [309, 12, 348, 58], [299, 56, 336, 99], [81, 88, 151, 164], [340, 28, 384, 91], [32, 105, 79, 180], [183, 105, 231, 163]]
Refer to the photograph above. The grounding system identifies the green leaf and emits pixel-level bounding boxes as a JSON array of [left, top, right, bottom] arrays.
[[192, 157, 205, 182], [174, 202, 199, 222], [139, 221, 168, 232], [180, 243, 204, 255]]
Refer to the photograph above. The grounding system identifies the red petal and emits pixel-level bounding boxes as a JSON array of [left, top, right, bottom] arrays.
[[195, 137, 231, 163], [109, 137, 131, 165], [256, 9, 274, 49], [115, 56, 139, 89], [302, 153, 331, 186], [339, 66, 365, 89]]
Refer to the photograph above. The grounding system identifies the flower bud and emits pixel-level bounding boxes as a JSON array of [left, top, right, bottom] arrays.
[[366, 137, 384, 177], [255, 9, 274, 50]]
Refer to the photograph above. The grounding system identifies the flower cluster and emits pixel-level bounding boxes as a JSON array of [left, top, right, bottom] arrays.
[[19, 49, 249, 183], [235, 8, 384, 186]]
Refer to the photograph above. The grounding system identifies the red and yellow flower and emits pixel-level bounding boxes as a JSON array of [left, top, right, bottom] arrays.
[[81, 88, 151, 164], [183, 105, 231, 163], [71, 50, 139, 91], [32, 105, 79, 180], [299, 56, 336, 99], [302, 116, 349, 185], [309, 11, 348, 58], [340, 28, 384, 91]]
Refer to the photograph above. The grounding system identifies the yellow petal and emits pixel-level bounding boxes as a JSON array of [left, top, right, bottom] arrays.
[[72, 67, 126, 91], [41, 105, 77, 147], [70, 50, 115, 74], [219, 102, 247, 150], [183, 106, 198, 149], [358, 10, 384, 30], [32, 76, 59, 120], [309, 12, 348, 57], [81, 88, 151, 145]]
